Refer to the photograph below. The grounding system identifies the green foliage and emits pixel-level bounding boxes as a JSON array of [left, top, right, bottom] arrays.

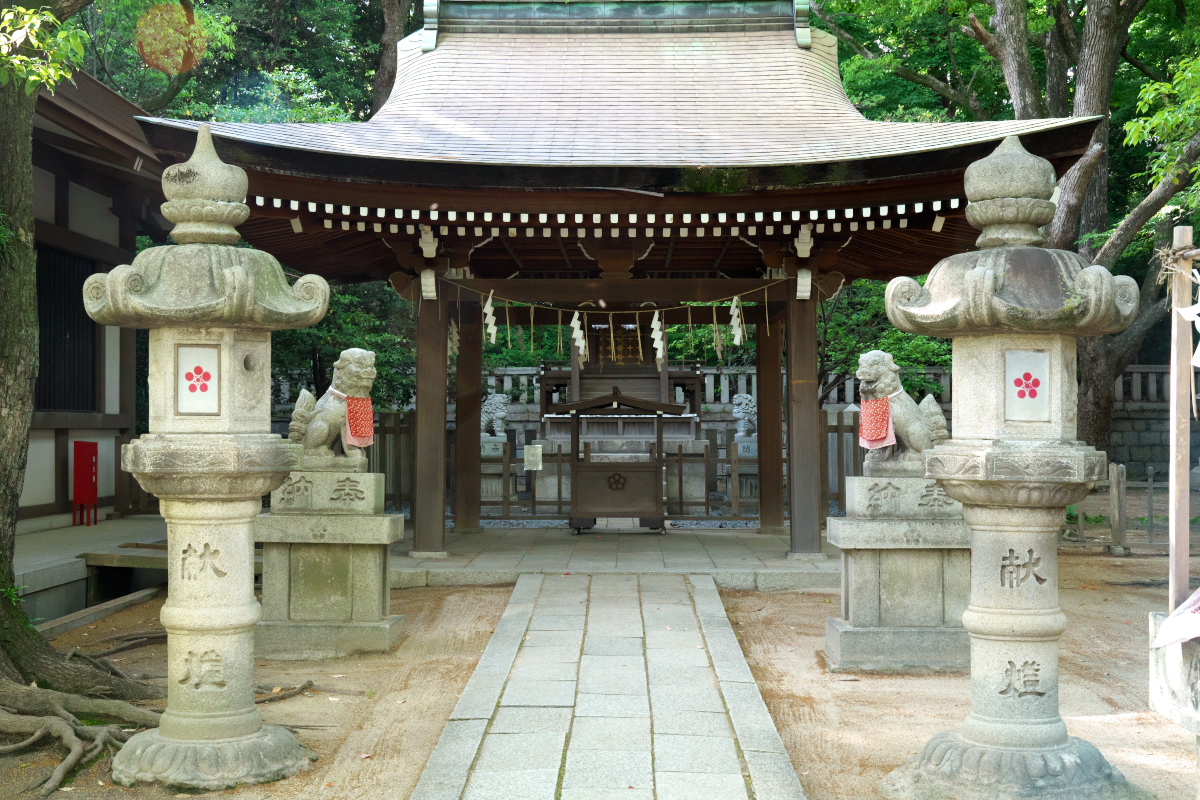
[[666, 309, 755, 366], [74, 0, 404, 120], [822, 0, 1009, 121], [272, 281, 416, 409], [0, 211, 15, 261], [819, 280, 950, 399], [72, 0, 234, 105], [1064, 505, 1107, 525], [180, 66, 353, 122], [1126, 55, 1200, 212], [0, 5, 86, 93]]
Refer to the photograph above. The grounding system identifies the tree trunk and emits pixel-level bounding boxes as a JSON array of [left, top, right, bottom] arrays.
[[1077, 337, 1118, 449], [988, 0, 1047, 119], [0, 43, 162, 704], [0, 69, 42, 605], [369, 0, 415, 116]]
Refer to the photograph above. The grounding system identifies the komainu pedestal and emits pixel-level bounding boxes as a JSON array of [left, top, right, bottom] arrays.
[[828, 351, 968, 671], [256, 470, 405, 659], [84, 125, 327, 789], [255, 348, 405, 659], [879, 137, 1152, 800], [826, 476, 969, 671]]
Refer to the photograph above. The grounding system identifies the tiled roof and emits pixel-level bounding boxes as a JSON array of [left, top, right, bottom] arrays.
[[140, 29, 1093, 169]]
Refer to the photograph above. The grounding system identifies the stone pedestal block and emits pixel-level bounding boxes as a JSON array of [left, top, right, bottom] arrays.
[[733, 436, 759, 500], [271, 471, 384, 515], [827, 477, 970, 671], [255, 475, 405, 660], [1148, 612, 1200, 733], [481, 436, 517, 502]]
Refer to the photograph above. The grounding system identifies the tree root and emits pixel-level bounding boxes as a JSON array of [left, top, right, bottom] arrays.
[[80, 629, 166, 658], [0, 681, 160, 728], [0, 708, 134, 796], [64, 648, 136, 683], [254, 680, 314, 704]]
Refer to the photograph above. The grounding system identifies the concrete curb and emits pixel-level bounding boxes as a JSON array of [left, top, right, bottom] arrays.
[[390, 567, 838, 592], [411, 576, 543, 800], [37, 585, 166, 639], [689, 574, 809, 800]]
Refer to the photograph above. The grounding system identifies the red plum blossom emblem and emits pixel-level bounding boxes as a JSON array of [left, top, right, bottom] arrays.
[[185, 365, 212, 393], [1013, 372, 1040, 399]]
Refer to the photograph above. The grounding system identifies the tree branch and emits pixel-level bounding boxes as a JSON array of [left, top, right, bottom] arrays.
[[48, 0, 93, 21], [962, 13, 1002, 59], [1044, 138, 1105, 249], [1094, 133, 1200, 268], [812, 1, 989, 119], [963, 3, 1047, 119], [1051, 0, 1081, 63], [139, 71, 193, 114], [1121, 46, 1167, 82]]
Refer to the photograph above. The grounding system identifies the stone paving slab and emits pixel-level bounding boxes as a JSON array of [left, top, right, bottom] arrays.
[[410, 573, 808, 800], [390, 527, 839, 591]]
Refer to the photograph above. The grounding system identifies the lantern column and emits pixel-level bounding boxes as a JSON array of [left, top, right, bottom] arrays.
[[880, 136, 1151, 800], [84, 125, 329, 790]]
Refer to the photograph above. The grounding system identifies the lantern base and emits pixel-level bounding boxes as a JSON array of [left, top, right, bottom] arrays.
[[880, 731, 1153, 800], [112, 724, 315, 790]]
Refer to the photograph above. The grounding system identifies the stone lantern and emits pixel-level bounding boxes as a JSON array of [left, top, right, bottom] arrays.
[[879, 137, 1151, 800], [83, 125, 329, 789]]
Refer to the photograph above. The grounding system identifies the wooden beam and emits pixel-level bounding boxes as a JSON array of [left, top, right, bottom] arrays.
[[455, 304, 483, 534], [34, 220, 134, 267], [786, 292, 821, 553], [446, 279, 791, 303], [757, 319, 785, 536], [413, 294, 450, 554]]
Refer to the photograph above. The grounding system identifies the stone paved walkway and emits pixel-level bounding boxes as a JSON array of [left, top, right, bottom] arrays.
[[392, 523, 838, 591], [411, 573, 806, 800]]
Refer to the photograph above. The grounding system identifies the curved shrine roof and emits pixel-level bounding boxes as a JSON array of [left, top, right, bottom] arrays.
[[139, 28, 1096, 184]]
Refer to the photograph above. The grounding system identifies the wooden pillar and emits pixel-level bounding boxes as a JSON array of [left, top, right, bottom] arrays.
[[659, 326, 670, 402], [413, 294, 449, 555], [757, 319, 785, 536], [786, 294, 821, 553], [455, 303, 482, 534], [570, 342, 581, 401], [1169, 226, 1195, 610]]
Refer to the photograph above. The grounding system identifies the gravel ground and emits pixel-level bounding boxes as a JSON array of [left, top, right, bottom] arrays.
[[724, 552, 1199, 800], [0, 585, 511, 800]]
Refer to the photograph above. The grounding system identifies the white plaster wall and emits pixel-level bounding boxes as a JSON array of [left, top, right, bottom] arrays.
[[19, 430, 56, 506], [104, 326, 121, 414], [67, 431, 116, 500], [68, 183, 119, 246], [33, 167, 54, 223]]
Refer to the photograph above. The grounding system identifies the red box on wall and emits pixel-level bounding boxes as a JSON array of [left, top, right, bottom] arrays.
[[73, 441, 98, 526]]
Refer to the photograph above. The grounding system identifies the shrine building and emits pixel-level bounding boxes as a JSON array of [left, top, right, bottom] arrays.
[[122, 0, 1099, 553]]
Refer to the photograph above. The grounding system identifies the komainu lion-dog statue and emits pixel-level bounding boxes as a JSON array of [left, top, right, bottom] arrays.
[[856, 350, 949, 476], [288, 348, 378, 471], [481, 393, 510, 438]]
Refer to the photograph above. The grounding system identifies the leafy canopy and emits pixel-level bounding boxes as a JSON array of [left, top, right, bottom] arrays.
[[0, 5, 86, 93]]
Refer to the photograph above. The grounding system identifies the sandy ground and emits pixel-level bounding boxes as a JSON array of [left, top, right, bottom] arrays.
[[0, 585, 511, 800], [723, 552, 1199, 800], [3, 554, 1197, 799]]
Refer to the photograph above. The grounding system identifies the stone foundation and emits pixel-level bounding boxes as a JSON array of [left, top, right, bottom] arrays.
[[256, 472, 405, 660], [826, 476, 970, 671]]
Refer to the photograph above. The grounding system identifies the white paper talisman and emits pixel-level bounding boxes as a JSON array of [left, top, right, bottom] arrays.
[[176, 345, 220, 415], [1004, 350, 1050, 422]]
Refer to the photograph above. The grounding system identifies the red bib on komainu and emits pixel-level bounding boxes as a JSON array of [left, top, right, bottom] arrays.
[[345, 396, 374, 447], [859, 396, 895, 450]]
